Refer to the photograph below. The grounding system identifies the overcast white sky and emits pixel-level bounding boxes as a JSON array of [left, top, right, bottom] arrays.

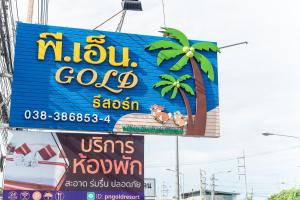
[[4, 0, 300, 199]]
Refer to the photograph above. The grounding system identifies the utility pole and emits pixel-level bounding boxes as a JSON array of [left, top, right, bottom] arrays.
[[200, 169, 207, 200], [161, 182, 169, 200], [27, 0, 34, 23], [238, 151, 248, 200], [250, 187, 253, 200], [210, 174, 216, 200]]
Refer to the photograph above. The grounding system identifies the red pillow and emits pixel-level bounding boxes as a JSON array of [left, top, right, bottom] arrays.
[[15, 143, 31, 155], [38, 145, 57, 160]]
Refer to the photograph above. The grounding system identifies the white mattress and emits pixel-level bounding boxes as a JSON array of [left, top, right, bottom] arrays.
[[4, 132, 68, 188], [4, 159, 66, 187]]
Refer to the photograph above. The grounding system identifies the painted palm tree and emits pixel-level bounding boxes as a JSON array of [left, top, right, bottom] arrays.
[[146, 27, 219, 135], [153, 74, 195, 127]]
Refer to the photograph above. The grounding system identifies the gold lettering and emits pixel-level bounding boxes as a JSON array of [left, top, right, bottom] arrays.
[[73, 42, 82, 63], [107, 46, 130, 67], [86, 35, 106, 44], [37, 32, 63, 61], [77, 68, 98, 86], [55, 66, 74, 84], [95, 70, 122, 93], [84, 44, 107, 65], [118, 71, 138, 89]]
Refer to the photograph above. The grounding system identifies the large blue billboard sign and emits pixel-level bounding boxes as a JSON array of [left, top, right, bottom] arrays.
[[10, 23, 219, 137]]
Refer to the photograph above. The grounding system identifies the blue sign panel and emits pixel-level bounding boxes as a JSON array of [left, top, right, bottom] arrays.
[[10, 23, 219, 137]]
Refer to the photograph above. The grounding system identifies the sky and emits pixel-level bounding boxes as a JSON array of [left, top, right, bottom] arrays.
[[2, 0, 300, 199]]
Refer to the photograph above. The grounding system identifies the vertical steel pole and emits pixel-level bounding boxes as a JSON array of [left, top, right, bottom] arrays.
[[176, 136, 180, 200], [243, 151, 248, 199], [211, 174, 215, 200], [27, 0, 34, 23], [200, 170, 206, 200], [182, 173, 184, 198]]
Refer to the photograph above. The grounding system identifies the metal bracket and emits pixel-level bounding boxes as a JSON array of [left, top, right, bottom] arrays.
[[219, 41, 248, 50]]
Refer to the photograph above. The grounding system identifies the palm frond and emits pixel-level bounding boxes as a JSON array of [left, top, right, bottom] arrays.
[[161, 85, 174, 97], [153, 80, 173, 88], [194, 52, 215, 81], [157, 50, 184, 66], [162, 27, 190, 47], [170, 55, 189, 71], [160, 74, 176, 82], [192, 42, 220, 53], [145, 40, 182, 50], [177, 74, 192, 82], [171, 87, 178, 99], [180, 83, 195, 96]]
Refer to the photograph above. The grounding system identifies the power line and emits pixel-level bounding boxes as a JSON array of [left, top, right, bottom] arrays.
[[145, 145, 300, 168], [38, 0, 39, 23], [14, 0, 19, 21], [0, 0, 18, 151], [161, 0, 166, 27]]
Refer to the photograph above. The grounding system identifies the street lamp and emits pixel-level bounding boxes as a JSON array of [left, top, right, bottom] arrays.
[[116, 0, 143, 32], [166, 168, 185, 199], [122, 0, 143, 11], [94, 0, 143, 31], [262, 132, 300, 140], [263, 132, 300, 187]]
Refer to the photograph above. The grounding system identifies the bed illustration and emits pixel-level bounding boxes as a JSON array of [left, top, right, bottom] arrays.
[[4, 132, 69, 190]]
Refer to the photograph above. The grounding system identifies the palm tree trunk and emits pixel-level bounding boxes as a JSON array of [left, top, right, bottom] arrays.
[[188, 57, 207, 136], [179, 88, 194, 135]]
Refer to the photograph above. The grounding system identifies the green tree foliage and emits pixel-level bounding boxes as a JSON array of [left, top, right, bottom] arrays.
[[269, 188, 300, 200], [153, 74, 194, 99], [145, 27, 219, 81]]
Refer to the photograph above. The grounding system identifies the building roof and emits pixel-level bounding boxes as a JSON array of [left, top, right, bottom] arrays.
[[182, 189, 239, 199]]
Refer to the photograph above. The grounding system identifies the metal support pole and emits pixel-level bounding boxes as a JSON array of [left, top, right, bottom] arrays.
[[27, 0, 34, 23], [243, 151, 248, 199], [219, 41, 248, 50], [210, 174, 215, 200], [200, 169, 206, 200], [116, 10, 126, 32], [182, 173, 184, 198], [93, 10, 123, 30], [238, 151, 248, 200], [176, 136, 180, 200]]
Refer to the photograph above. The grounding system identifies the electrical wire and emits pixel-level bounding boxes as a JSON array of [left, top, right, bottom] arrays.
[[0, 0, 18, 148], [14, 0, 19, 21], [161, 0, 166, 27], [38, 0, 40, 23], [145, 145, 300, 168], [46, 0, 49, 24], [41, 0, 44, 24]]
